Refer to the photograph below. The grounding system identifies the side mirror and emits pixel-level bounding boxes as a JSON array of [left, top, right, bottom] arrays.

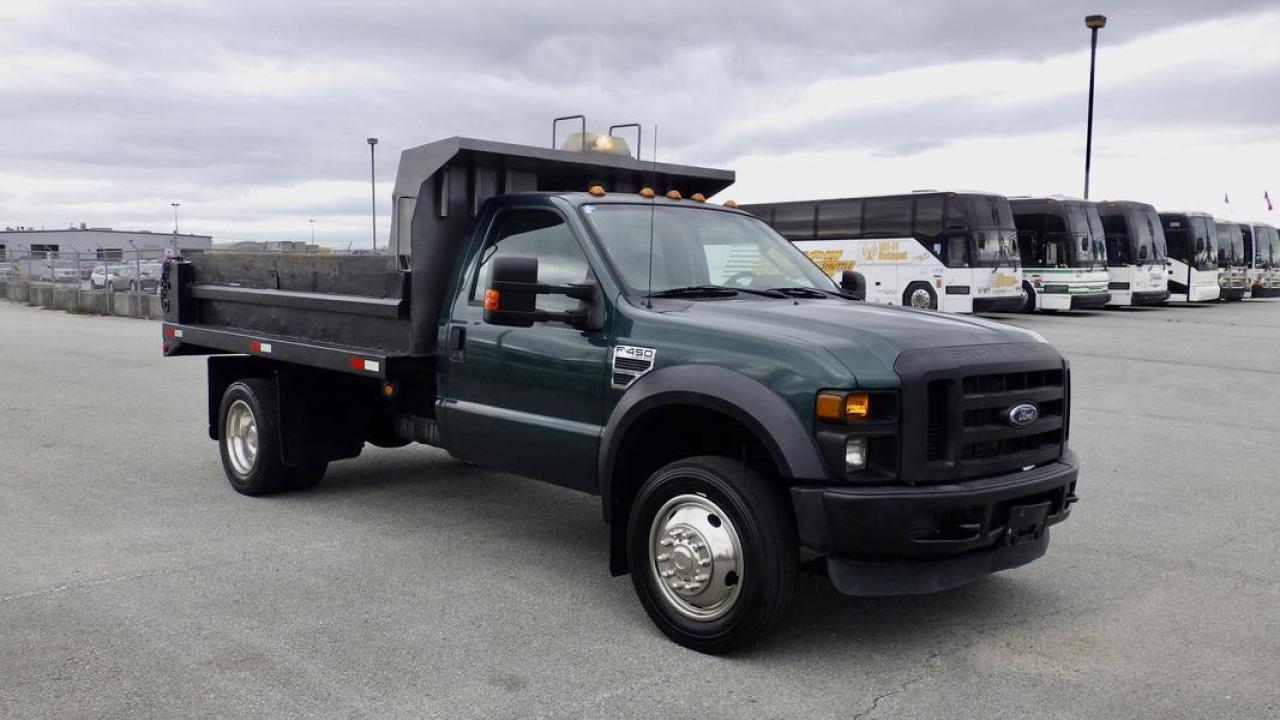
[[482, 255, 602, 330], [839, 270, 867, 301], [1138, 246, 1148, 261]]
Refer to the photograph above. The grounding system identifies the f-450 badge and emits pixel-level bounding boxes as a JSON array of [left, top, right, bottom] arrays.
[[612, 345, 656, 390]]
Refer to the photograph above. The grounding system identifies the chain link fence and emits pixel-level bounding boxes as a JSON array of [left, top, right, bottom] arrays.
[[2, 248, 170, 294]]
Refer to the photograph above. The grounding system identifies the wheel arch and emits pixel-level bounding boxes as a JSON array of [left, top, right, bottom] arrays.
[[598, 364, 825, 576]]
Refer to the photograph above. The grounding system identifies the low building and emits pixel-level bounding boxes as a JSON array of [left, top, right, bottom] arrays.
[[0, 226, 213, 260]]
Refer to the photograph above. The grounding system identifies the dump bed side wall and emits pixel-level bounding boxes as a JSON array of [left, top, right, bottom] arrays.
[[173, 253, 413, 353]]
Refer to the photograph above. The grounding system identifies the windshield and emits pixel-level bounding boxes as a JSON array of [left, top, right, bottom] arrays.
[[581, 204, 838, 295], [1124, 207, 1165, 264], [964, 196, 1018, 269], [1258, 226, 1280, 268], [1190, 217, 1217, 270], [1216, 223, 1245, 266], [1065, 202, 1106, 269]]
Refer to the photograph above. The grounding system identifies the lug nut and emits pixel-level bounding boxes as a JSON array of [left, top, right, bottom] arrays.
[[656, 553, 671, 562], [659, 538, 673, 547], [661, 570, 674, 578]]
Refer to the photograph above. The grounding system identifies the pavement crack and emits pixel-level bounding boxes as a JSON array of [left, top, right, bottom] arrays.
[[851, 673, 926, 720]]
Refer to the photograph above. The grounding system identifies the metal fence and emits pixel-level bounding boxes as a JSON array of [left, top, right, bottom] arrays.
[[0, 248, 169, 296]]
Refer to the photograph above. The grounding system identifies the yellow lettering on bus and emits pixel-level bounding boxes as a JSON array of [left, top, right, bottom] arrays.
[[804, 249, 855, 274], [992, 272, 1017, 288]]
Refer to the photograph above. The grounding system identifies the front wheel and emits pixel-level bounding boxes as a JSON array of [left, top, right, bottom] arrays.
[[902, 282, 938, 310], [1018, 281, 1037, 313], [627, 456, 798, 654]]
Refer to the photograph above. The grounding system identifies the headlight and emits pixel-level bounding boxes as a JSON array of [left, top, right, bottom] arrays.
[[845, 437, 868, 473]]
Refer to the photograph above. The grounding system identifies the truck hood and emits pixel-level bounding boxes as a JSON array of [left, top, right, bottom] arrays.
[[666, 298, 1047, 385]]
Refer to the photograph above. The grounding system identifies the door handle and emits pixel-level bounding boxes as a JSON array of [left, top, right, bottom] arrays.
[[448, 326, 466, 362]]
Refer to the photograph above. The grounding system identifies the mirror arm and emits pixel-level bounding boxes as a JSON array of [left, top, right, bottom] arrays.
[[490, 280, 595, 301]]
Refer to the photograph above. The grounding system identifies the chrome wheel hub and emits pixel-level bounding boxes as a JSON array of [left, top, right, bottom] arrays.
[[224, 399, 258, 478], [909, 288, 932, 309], [649, 494, 743, 621]]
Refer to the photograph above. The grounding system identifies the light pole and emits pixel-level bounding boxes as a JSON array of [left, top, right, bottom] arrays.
[[171, 202, 180, 256], [309, 218, 315, 245], [367, 137, 378, 252], [1083, 14, 1106, 200]]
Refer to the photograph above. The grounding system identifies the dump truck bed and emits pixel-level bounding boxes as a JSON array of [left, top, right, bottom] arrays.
[[163, 252, 417, 379]]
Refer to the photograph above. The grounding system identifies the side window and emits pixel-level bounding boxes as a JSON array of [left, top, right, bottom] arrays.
[[773, 204, 816, 240], [816, 200, 861, 239], [862, 198, 911, 237], [913, 197, 944, 239], [473, 209, 590, 313]]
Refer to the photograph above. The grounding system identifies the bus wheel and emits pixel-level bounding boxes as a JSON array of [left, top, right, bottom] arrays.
[[903, 282, 937, 310], [1018, 281, 1036, 313]]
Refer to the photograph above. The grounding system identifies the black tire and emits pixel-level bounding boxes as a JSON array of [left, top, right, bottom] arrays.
[[627, 456, 798, 654], [902, 282, 938, 310], [217, 379, 293, 496], [1018, 281, 1036, 313]]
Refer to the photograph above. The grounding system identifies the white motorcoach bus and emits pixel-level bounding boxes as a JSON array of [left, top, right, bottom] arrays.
[[1240, 222, 1280, 298], [1213, 220, 1248, 301], [1096, 200, 1170, 306], [1008, 197, 1111, 312], [1158, 211, 1221, 302], [741, 192, 1023, 313]]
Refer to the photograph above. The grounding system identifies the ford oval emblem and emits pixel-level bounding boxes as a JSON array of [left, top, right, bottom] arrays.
[[1007, 402, 1039, 428]]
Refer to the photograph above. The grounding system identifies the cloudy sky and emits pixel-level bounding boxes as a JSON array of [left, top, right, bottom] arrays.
[[3, 0, 1278, 247]]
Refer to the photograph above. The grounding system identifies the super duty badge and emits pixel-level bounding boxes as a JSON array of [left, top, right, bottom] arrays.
[[612, 345, 656, 390]]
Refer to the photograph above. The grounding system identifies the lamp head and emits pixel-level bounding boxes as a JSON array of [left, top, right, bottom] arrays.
[[367, 137, 378, 146], [1085, 14, 1107, 29]]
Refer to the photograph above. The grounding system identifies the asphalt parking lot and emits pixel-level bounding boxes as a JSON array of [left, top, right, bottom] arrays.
[[1, 299, 1277, 719]]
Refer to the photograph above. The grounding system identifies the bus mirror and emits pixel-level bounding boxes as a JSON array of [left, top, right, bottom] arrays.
[[839, 270, 867, 300], [1138, 246, 1148, 261]]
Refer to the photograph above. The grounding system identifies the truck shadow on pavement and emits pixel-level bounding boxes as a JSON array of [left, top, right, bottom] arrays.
[[296, 447, 1073, 658]]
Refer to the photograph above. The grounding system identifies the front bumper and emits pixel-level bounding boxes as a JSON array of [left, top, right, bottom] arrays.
[[1131, 289, 1169, 306], [1070, 292, 1110, 309], [790, 450, 1078, 595], [973, 294, 1023, 312]]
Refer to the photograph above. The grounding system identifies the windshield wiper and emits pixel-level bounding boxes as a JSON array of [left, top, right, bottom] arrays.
[[768, 286, 856, 300], [646, 285, 738, 298]]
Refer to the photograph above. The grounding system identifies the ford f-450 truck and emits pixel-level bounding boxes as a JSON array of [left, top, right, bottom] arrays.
[[161, 134, 1078, 653]]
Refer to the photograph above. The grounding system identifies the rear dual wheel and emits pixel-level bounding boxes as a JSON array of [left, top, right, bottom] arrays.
[[627, 456, 798, 654], [218, 379, 327, 495]]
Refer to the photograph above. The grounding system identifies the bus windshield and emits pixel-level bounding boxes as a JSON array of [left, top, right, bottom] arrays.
[[1126, 207, 1165, 264], [1216, 223, 1245, 266], [581, 204, 837, 294], [1258, 226, 1280, 268], [1190, 217, 1217, 271], [965, 196, 1019, 268]]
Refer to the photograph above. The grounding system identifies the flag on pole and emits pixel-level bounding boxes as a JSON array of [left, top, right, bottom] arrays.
[[1224, 193, 1230, 204], [1267, 191, 1274, 211]]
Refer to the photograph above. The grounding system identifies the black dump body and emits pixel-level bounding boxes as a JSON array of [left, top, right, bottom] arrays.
[[163, 136, 732, 375], [178, 252, 409, 352]]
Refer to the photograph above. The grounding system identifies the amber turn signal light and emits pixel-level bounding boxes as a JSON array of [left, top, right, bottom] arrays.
[[816, 391, 870, 422], [484, 289, 500, 311]]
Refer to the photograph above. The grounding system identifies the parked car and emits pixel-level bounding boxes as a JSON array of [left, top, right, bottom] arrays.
[[90, 264, 128, 291], [116, 261, 163, 293]]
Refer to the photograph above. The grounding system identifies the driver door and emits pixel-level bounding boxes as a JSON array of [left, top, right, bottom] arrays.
[[440, 204, 611, 492]]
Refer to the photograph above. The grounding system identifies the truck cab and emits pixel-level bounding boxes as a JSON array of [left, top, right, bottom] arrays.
[[162, 135, 1079, 653]]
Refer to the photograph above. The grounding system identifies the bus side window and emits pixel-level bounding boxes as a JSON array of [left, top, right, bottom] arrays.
[[913, 196, 944, 242]]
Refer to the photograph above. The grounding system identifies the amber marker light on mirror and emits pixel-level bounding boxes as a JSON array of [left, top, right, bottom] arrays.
[[484, 289, 500, 311]]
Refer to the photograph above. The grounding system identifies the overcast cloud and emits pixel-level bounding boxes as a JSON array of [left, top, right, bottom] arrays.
[[2, 0, 1278, 246]]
